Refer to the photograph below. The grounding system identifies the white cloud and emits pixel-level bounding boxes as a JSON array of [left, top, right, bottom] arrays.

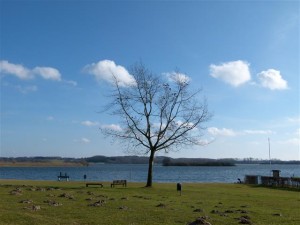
[[74, 137, 91, 144], [81, 120, 99, 127], [208, 128, 275, 137], [207, 127, 237, 137], [0, 60, 64, 83], [176, 120, 197, 130], [84, 60, 136, 87], [243, 130, 274, 135], [81, 138, 91, 143], [197, 138, 213, 145], [33, 67, 61, 81], [209, 60, 251, 87], [257, 69, 288, 90], [0, 60, 32, 79], [101, 124, 122, 132], [165, 72, 191, 84]]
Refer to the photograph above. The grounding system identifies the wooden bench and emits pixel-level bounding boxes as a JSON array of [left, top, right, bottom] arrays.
[[111, 180, 127, 188], [86, 182, 103, 188]]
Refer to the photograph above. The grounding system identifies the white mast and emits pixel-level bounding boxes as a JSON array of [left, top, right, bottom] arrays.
[[268, 137, 271, 169]]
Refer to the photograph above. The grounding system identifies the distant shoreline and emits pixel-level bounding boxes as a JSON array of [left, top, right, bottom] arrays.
[[1, 155, 299, 167], [0, 162, 87, 167], [162, 162, 235, 167]]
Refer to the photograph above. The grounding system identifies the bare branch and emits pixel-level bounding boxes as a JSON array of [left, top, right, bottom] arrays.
[[100, 63, 212, 186]]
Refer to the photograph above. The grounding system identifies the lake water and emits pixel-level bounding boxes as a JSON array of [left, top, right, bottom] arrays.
[[0, 164, 299, 183]]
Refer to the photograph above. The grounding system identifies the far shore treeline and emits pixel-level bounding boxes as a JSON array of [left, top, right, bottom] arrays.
[[0, 155, 299, 167]]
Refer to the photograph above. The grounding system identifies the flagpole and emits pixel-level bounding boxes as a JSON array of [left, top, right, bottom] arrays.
[[268, 138, 271, 165]]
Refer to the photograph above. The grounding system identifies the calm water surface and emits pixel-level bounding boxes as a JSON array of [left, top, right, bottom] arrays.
[[0, 164, 299, 183]]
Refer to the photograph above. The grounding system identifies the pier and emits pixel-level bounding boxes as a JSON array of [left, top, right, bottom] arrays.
[[244, 170, 300, 188], [57, 172, 69, 181]]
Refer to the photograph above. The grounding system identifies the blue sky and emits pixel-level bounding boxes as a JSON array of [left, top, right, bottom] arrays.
[[1, 0, 299, 160]]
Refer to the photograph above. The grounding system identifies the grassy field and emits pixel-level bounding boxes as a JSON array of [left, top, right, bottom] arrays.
[[0, 180, 299, 225]]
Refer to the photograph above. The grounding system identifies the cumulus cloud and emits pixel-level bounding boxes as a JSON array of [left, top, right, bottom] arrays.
[[32, 67, 61, 81], [101, 124, 122, 132], [81, 120, 99, 127], [165, 72, 191, 84], [0, 60, 32, 79], [209, 60, 251, 87], [207, 127, 237, 137], [84, 60, 136, 87], [257, 69, 288, 90], [0, 60, 65, 83]]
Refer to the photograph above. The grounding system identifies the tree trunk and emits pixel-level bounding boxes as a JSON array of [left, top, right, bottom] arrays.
[[146, 150, 155, 187]]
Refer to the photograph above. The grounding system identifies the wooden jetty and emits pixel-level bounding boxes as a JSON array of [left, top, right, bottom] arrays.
[[244, 170, 300, 188], [57, 172, 69, 181]]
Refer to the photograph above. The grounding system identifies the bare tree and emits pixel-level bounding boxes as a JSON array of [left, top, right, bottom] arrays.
[[102, 64, 212, 187]]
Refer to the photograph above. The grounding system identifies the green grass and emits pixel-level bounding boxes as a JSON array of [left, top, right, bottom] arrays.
[[0, 180, 299, 225]]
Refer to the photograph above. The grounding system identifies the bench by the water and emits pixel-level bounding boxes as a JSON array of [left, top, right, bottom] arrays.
[[111, 180, 127, 188], [57, 172, 69, 181], [86, 182, 103, 188]]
